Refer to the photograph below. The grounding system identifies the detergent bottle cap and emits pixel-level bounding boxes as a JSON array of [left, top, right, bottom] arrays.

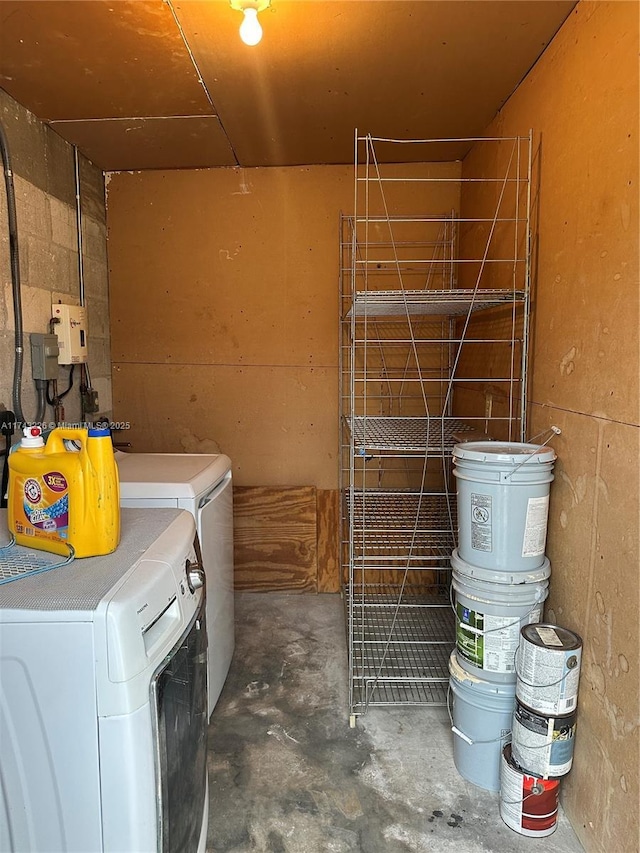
[[21, 425, 45, 448], [88, 426, 111, 438]]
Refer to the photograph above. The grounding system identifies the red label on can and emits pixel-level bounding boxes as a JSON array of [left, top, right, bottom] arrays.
[[521, 775, 560, 831], [500, 744, 559, 838]]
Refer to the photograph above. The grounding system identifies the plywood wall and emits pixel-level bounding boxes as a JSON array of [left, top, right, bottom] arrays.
[[107, 161, 460, 488], [107, 164, 350, 488], [233, 486, 340, 594], [459, 3, 638, 851]]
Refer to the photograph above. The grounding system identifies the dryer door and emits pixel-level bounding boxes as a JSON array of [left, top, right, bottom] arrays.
[[151, 595, 208, 853]]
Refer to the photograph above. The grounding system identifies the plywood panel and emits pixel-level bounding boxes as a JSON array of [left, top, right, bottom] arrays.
[[233, 486, 317, 593], [316, 489, 340, 593], [0, 1, 577, 171], [0, 0, 211, 120], [52, 117, 236, 172], [540, 410, 639, 853], [173, 0, 576, 167], [107, 163, 459, 490], [107, 165, 352, 368], [463, 5, 638, 428], [107, 163, 459, 367], [111, 362, 337, 489]]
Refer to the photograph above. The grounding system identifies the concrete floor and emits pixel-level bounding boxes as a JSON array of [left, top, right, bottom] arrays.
[[206, 593, 584, 853]]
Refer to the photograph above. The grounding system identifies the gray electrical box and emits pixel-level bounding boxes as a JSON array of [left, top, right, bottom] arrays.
[[30, 333, 60, 380]]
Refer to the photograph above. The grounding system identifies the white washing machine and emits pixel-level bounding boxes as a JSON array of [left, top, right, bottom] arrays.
[[115, 451, 234, 718], [0, 508, 209, 853]]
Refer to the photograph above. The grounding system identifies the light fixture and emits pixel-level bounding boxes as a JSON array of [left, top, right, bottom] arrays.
[[230, 0, 271, 47]]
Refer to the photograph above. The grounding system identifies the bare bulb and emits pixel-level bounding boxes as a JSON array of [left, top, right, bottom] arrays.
[[239, 8, 262, 46]]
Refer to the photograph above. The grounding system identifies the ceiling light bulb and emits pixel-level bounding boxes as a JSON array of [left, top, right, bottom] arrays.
[[239, 8, 262, 46]]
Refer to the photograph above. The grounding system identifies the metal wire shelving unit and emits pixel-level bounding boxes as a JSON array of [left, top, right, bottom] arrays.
[[340, 132, 532, 724]]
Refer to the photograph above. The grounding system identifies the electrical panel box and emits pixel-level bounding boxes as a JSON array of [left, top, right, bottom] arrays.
[[30, 333, 60, 380], [51, 303, 88, 364], [82, 388, 100, 414]]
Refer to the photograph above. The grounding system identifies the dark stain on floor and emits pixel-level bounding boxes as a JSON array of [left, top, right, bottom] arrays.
[[205, 594, 585, 853]]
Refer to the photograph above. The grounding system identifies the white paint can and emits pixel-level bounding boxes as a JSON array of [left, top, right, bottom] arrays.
[[452, 441, 556, 571], [511, 698, 577, 778], [515, 623, 582, 716], [500, 744, 560, 837]]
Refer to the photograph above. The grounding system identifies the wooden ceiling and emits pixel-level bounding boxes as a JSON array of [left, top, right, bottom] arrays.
[[0, 0, 577, 171]]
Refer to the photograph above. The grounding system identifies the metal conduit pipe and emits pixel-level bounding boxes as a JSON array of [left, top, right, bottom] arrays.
[[0, 120, 46, 425], [74, 146, 85, 308]]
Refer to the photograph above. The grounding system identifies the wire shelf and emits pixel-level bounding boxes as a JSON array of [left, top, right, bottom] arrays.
[[346, 585, 455, 709], [352, 678, 451, 708], [0, 538, 74, 585], [348, 491, 456, 561], [348, 416, 476, 452], [348, 289, 525, 318]]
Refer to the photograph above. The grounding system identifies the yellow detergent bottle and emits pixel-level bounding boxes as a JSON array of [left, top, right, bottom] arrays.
[[8, 425, 121, 558]]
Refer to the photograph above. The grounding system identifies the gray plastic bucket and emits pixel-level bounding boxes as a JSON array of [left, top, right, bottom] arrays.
[[452, 563, 549, 683], [448, 651, 515, 792], [452, 441, 556, 570], [450, 547, 552, 587]]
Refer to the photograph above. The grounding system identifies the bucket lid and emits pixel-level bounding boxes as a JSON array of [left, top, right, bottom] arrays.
[[448, 651, 517, 696], [450, 548, 551, 584], [520, 623, 582, 651], [452, 441, 556, 465]]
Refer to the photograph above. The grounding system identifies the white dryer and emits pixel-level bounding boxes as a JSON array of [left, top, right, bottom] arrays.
[[115, 451, 234, 718], [0, 508, 209, 853]]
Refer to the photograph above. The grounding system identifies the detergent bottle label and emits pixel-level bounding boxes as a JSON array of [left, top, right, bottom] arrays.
[[14, 471, 70, 542]]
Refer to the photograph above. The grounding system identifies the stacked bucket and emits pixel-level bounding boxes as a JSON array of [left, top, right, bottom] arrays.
[[447, 441, 557, 794]]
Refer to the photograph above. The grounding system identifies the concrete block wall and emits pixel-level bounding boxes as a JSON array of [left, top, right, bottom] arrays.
[[0, 89, 111, 428]]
